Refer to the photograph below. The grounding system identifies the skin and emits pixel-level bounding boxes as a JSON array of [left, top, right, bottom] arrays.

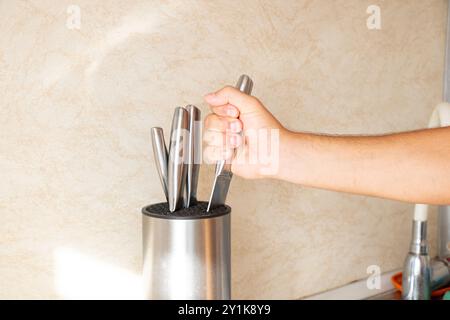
[[203, 86, 450, 205]]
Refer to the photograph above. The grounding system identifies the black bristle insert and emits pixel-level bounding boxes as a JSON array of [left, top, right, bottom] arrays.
[[142, 201, 230, 220]]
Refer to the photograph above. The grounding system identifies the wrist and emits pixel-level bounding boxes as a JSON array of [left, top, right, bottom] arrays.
[[274, 129, 306, 183], [255, 127, 294, 180], [275, 128, 292, 181], [251, 127, 291, 179]]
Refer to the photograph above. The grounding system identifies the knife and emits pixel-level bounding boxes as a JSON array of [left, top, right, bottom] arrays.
[[206, 75, 253, 212], [150, 127, 169, 202], [183, 105, 201, 208], [168, 107, 189, 212]]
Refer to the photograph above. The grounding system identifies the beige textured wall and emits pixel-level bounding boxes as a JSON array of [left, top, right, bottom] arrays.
[[0, 0, 446, 299]]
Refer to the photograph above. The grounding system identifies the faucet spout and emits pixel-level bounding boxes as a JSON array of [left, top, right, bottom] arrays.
[[402, 220, 432, 300], [438, 206, 450, 261]]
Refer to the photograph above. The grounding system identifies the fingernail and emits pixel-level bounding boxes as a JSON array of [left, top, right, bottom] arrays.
[[227, 108, 238, 117], [230, 121, 241, 132]]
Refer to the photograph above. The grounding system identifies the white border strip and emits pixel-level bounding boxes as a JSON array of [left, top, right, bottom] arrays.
[[303, 269, 400, 300]]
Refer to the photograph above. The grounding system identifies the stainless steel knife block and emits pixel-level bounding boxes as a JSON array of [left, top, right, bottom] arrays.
[[142, 201, 231, 300]]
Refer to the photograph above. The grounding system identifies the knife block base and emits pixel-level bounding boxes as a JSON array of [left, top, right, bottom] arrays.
[[142, 201, 231, 299]]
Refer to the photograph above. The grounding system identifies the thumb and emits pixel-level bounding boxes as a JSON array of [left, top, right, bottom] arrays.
[[204, 86, 260, 115]]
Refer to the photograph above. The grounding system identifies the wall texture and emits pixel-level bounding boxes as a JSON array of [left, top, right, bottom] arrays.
[[0, 0, 446, 299]]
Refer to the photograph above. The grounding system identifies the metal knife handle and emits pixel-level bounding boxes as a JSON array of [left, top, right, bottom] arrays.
[[183, 105, 201, 208], [236, 74, 253, 95], [207, 75, 253, 212], [168, 107, 189, 212], [151, 127, 169, 201], [218, 74, 253, 173]]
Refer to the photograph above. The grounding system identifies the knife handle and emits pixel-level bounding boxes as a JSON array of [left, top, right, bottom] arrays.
[[220, 75, 253, 173], [236, 74, 253, 95], [183, 105, 201, 208], [151, 127, 169, 201], [168, 107, 189, 212]]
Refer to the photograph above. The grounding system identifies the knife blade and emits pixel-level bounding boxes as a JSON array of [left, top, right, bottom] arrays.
[[168, 107, 189, 212], [150, 127, 169, 202], [206, 75, 253, 212], [183, 105, 201, 208]]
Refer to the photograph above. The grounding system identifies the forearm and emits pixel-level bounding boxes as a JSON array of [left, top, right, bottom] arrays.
[[278, 127, 450, 205]]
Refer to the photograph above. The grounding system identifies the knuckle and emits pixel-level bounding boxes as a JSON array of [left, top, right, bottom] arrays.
[[204, 114, 217, 127], [228, 133, 242, 146], [203, 130, 213, 143], [212, 105, 226, 115], [250, 96, 260, 105], [222, 85, 234, 95], [204, 131, 224, 146]]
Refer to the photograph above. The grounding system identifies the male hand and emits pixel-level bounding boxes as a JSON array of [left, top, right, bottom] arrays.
[[203, 86, 286, 179]]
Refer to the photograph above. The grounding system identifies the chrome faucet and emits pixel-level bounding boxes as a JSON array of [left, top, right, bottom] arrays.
[[402, 207, 450, 300], [401, 215, 450, 300], [438, 206, 450, 262], [402, 218, 431, 300], [401, 141, 450, 300]]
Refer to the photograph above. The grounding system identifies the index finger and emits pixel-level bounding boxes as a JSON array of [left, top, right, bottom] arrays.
[[204, 86, 257, 114], [208, 104, 240, 118]]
